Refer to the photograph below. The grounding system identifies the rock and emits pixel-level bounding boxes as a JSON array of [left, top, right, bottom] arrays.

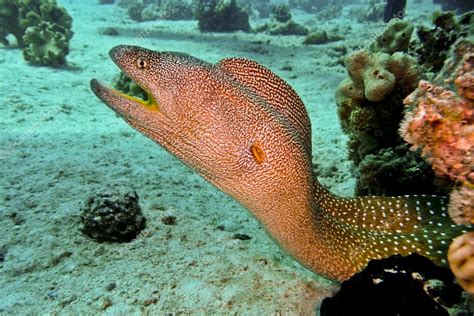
[[80, 190, 146, 243], [320, 253, 466, 316]]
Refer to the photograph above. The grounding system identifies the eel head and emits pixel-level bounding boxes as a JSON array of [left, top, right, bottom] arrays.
[[91, 45, 313, 209]]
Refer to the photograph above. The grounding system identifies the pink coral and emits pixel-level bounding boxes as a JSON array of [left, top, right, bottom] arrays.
[[401, 51, 473, 224]]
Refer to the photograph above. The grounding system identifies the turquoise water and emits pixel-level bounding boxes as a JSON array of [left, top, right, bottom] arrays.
[[1, 0, 473, 314]]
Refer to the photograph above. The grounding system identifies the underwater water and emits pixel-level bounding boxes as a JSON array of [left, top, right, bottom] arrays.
[[1, 0, 473, 314]]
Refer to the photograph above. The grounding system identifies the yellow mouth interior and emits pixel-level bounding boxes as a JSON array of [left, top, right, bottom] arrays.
[[111, 86, 160, 112]]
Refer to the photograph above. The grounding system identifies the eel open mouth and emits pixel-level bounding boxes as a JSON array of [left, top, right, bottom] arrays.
[[90, 77, 159, 114]]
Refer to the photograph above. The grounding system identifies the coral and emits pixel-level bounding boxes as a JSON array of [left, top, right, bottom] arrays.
[[80, 190, 146, 243], [195, 0, 250, 33], [401, 41, 474, 224], [335, 19, 444, 196], [303, 29, 342, 45], [0, 0, 72, 47], [433, 0, 474, 14], [370, 19, 414, 54], [412, 11, 472, 74], [448, 232, 474, 294], [0, 0, 73, 66], [272, 4, 291, 23], [22, 21, 72, 66], [257, 20, 308, 36], [338, 49, 419, 103], [127, 0, 193, 22], [356, 144, 438, 196], [321, 254, 465, 315], [257, 4, 308, 37]]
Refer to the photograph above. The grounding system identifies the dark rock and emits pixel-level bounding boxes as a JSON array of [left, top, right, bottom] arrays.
[[320, 253, 465, 316], [232, 233, 252, 240], [101, 27, 119, 36], [161, 215, 176, 225], [0, 247, 7, 262], [80, 190, 146, 243]]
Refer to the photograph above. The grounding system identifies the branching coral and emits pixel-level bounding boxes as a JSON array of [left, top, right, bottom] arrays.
[[401, 39, 473, 224]]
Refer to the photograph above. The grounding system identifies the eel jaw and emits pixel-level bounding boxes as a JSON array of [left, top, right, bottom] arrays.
[[90, 79, 159, 120]]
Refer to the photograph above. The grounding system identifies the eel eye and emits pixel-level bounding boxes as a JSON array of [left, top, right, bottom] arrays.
[[136, 57, 149, 69]]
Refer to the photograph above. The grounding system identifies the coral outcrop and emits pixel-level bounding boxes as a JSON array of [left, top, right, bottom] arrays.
[[256, 4, 308, 36], [126, 0, 193, 22], [0, 0, 72, 47], [413, 11, 473, 74], [195, 0, 250, 33], [80, 190, 146, 243], [370, 19, 414, 55], [321, 254, 465, 315], [335, 16, 472, 197], [401, 38, 473, 225], [0, 0, 73, 66], [22, 20, 72, 66], [433, 0, 474, 14], [335, 43, 433, 195], [448, 232, 474, 294]]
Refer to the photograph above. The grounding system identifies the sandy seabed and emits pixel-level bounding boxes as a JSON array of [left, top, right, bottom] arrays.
[[0, 0, 441, 314]]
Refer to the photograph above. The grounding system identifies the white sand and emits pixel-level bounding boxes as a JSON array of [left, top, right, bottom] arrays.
[[0, 0, 441, 314]]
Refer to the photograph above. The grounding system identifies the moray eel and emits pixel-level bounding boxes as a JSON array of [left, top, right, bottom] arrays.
[[91, 45, 471, 281]]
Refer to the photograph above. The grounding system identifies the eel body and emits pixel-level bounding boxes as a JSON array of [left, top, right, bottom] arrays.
[[91, 46, 470, 281]]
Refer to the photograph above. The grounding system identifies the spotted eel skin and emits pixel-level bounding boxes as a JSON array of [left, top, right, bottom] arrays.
[[91, 46, 471, 281]]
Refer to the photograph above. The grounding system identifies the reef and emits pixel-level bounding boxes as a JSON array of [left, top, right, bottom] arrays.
[[0, 0, 73, 66], [401, 37, 474, 225], [433, 0, 474, 14], [448, 232, 474, 294], [195, 0, 250, 33], [303, 29, 342, 45], [256, 4, 308, 36], [126, 0, 193, 22], [320, 254, 465, 315], [412, 11, 473, 74], [271, 4, 291, 23], [335, 15, 473, 197], [335, 20, 435, 196], [80, 190, 146, 243]]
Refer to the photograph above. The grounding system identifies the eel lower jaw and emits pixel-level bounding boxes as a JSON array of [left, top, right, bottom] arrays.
[[90, 79, 160, 116]]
